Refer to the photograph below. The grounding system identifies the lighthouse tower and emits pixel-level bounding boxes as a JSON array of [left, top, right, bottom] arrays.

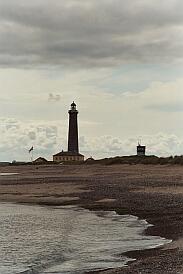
[[53, 102, 84, 162], [68, 101, 79, 153]]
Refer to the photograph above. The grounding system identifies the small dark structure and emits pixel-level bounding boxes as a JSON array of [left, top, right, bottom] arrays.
[[85, 156, 95, 162], [137, 143, 146, 156], [33, 157, 48, 164]]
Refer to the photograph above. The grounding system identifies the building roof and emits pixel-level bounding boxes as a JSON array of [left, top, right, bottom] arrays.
[[33, 157, 48, 162], [85, 156, 95, 161], [53, 151, 84, 157]]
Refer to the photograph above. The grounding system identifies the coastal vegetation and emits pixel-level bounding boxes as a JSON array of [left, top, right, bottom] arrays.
[[86, 155, 183, 166]]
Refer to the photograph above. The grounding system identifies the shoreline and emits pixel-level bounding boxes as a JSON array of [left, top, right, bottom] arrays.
[[0, 201, 168, 274], [0, 200, 172, 273], [0, 164, 183, 273]]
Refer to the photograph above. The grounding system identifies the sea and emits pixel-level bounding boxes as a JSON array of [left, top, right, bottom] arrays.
[[0, 203, 171, 274]]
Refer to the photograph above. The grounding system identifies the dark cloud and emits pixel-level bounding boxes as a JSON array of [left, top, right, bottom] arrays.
[[0, 0, 182, 68]]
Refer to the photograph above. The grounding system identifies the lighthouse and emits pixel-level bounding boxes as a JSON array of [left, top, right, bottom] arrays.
[[53, 102, 84, 162], [68, 101, 79, 153]]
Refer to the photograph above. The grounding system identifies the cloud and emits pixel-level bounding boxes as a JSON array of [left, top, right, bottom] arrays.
[[80, 133, 183, 159], [48, 93, 61, 102], [0, 68, 183, 161], [145, 103, 183, 112], [0, 0, 182, 68], [0, 115, 183, 162], [0, 118, 67, 161], [28, 131, 36, 140]]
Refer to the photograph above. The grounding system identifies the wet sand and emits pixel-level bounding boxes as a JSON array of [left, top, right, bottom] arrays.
[[0, 163, 183, 273]]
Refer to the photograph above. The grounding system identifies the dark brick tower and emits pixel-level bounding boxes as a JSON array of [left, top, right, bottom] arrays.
[[68, 101, 79, 153]]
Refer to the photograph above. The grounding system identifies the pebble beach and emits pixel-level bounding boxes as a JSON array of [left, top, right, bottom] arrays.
[[0, 163, 183, 273]]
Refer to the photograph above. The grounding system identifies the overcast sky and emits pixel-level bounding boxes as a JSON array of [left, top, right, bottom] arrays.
[[0, 0, 183, 161]]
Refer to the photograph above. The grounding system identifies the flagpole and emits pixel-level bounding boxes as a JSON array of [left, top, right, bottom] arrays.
[[28, 146, 34, 163], [31, 149, 33, 163]]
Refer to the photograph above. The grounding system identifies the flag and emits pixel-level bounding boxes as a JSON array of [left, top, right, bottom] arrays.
[[29, 146, 33, 153]]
